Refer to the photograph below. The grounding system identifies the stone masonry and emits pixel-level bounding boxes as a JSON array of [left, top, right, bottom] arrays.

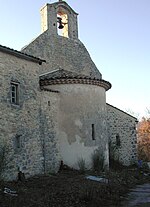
[[0, 49, 43, 180], [107, 104, 137, 166]]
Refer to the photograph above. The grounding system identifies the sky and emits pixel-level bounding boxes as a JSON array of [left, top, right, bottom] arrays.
[[0, 0, 150, 118]]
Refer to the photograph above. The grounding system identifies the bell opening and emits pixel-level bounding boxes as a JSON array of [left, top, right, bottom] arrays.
[[57, 12, 68, 38]]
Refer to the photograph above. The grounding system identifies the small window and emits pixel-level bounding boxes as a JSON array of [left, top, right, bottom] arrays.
[[92, 124, 95, 140], [48, 101, 50, 106], [15, 134, 21, 150], [11, 82, 19, 104], [116, 134, 121, 147]]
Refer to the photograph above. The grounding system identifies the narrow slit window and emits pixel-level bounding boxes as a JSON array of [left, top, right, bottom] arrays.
[[15, 134, 21, 150], [11, 82, 19, 104], [92, 124, 95, 140], [116, 134, 121, 147]]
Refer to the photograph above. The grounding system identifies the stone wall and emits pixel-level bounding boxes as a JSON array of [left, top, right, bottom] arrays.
[[22, 31, 102, 79], [45, 84, 109, 169], [40, 90, 60, 173], [107, 103, 138, 166], [22, 1, 102, 79], [0, 51, 43, 180]]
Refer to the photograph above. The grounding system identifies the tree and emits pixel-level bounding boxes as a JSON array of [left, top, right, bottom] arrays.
[[137, 113, 150, 161]]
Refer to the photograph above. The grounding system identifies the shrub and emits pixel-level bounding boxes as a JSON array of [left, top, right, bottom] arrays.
[[109, 141, 125, 170], [77, 157, 86, 174], [0, 143, 8, 179], [91, 150, 104, 172]]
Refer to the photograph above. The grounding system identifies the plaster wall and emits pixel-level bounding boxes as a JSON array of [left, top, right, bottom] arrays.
[[45, 84, 109, 169]]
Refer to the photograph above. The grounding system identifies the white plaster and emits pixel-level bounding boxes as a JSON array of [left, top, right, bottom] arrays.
[[59, 132, 98, 169], [75, 119, 83, 129]]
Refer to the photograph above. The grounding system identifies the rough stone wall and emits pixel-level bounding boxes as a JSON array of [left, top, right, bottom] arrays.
[[0, 51, 43, 180], [107, 103, 138, 166], [22, 31, 102, 79], [45, 84, 109, 169], [39, 91, 60, 173]]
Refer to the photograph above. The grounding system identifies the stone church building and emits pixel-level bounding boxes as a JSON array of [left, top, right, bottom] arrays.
[[0, 0, 137, 180]]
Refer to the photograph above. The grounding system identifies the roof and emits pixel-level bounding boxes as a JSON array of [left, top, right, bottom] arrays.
[[40, 69, 111, 91], [40, 86, 59, 93], [41, 1, 78, 16], [106, 103, 138, 120], [0, 45, 46, 65]]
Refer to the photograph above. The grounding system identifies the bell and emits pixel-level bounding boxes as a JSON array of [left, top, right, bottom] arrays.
[[57, 17, 64, 29], [58, 22, 64, 29]]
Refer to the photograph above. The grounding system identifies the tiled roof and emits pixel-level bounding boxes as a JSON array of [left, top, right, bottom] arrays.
[[106, 103, 138, 120], [40, 86, 59, 93], [40, 69, 92, 80], [0, 44, 46, 65], [40, 69, 111, 91]]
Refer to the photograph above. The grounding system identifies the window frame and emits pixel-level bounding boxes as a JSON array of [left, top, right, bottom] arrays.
[[11, 82, 19, 105]]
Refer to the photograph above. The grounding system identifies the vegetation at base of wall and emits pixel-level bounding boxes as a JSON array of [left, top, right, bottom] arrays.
[[77, 157, 86, 174], [0, 142, 8, 180], [0, 164, 149, 207], [80, 167, 149, 207], [91, 150, 104, 172], [108, 141, 126, 170]]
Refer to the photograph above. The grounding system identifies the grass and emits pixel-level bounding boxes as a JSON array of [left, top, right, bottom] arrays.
[[77, 157, 86, 174], [0, 167, 149, 207]]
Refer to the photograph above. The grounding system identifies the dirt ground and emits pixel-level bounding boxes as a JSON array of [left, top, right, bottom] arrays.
[[121, 183, 150, 207], [0, 168, 149, 207]]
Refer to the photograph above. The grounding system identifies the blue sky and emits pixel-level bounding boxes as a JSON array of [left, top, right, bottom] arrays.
[[0, 0, 150, 118]]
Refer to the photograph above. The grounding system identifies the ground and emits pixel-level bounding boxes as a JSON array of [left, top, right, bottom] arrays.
[[0, 167, 149, 207], [122, 183, 150, 206]]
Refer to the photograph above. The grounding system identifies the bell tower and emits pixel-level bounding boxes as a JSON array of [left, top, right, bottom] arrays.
[[40, 0, 78, 39]]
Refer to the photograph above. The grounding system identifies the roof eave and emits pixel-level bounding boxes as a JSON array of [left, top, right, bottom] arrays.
[[0, 45, 46, 65]]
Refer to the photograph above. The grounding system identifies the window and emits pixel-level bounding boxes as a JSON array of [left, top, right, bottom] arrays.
[[14, 134, 22, 151], [92, 124, 95, 140], [16, 135, 21, 148], [116, 134, 121, 147], [11, 82, 19, 104]]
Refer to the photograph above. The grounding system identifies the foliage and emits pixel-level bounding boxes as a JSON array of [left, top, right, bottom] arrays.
[[137, 115, 150, 161], [91, 150, 104, 172], [77, 157, 86, 174], [0, 142, 8, 179], [109, 141, 126, 170]]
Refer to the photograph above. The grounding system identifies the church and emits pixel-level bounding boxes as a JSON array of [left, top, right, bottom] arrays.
[[0, 0, 137, 180]]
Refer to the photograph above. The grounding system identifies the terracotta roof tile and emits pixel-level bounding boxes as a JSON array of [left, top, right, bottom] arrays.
[[40, 69, 112, 91]]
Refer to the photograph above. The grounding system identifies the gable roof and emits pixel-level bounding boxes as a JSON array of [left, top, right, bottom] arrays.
[[107, 103, 138, 120], [0, 44, 46, 65], [40, 69, 111, 91]]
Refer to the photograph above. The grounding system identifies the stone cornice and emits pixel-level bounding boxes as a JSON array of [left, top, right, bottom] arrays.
[[40, 78, 111, 91], [40, 86, 59, 93]]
